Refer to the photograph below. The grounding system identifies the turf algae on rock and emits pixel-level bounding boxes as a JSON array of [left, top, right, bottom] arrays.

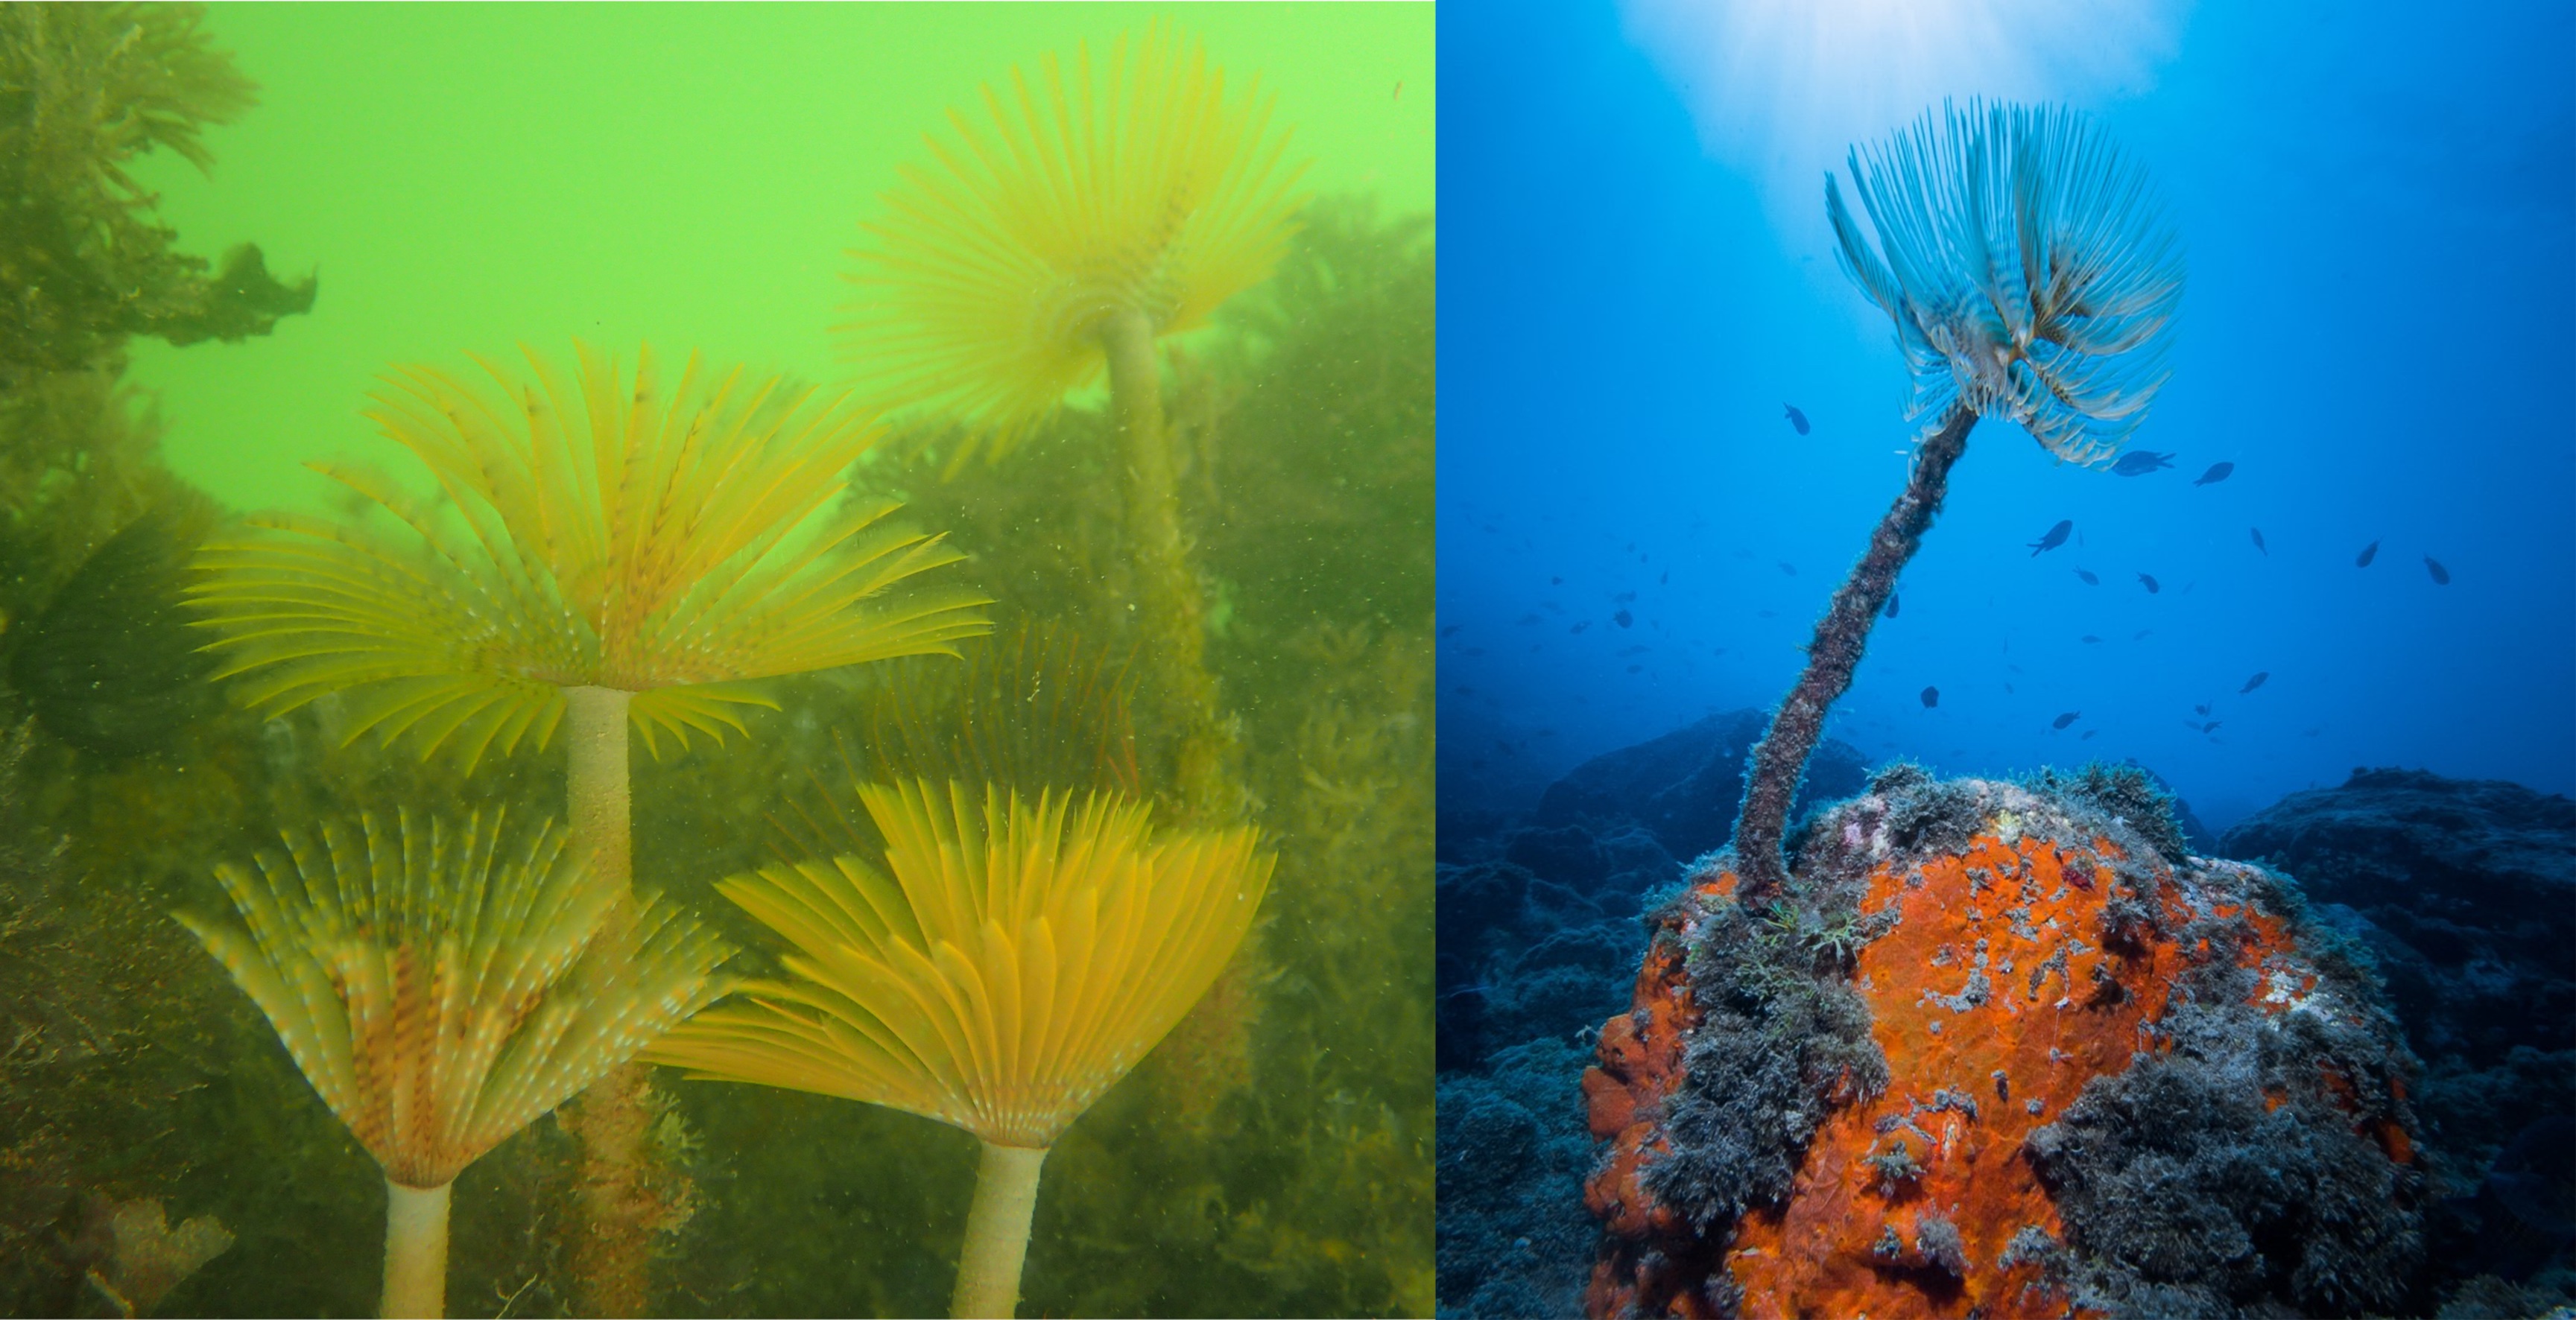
[[1583, 771, 2423, 1319]]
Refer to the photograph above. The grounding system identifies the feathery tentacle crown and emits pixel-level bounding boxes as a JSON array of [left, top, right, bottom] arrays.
[[1827, 101, 2183, 466], [186, 340, 993, 769], [177, 810, 732, 1189], [838, 20, 1310, 464], [647, 779, 1273, 1149]]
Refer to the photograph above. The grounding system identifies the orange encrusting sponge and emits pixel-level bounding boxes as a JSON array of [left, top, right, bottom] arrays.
[[1584, 821, 2405, 1320], [1725, 831, 2224, 1319]]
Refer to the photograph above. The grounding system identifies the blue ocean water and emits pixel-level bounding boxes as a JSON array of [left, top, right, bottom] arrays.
[[1437, 0, 2575, 834]]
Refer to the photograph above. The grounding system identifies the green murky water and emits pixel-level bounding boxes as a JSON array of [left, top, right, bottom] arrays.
[[0, 4, 1432, 1316]]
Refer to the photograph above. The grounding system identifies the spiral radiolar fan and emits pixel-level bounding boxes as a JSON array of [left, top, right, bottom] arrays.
[[838, 19, 1308, 465], [186, 339, 993, 770], [645, 779, 1273, 1318], [1826, 101, 2183, 468], [1727, 101, 2185, 902], [177, 809, 731, 1319]]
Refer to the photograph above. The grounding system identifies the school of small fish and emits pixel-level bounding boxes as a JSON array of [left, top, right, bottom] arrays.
[[1442, 425, 2461, 789]]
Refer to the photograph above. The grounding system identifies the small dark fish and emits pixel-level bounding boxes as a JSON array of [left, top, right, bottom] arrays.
[[2250, 527, 2268, 556], [1920, 685, 1940, 708], [1625, 664, 1643, 673], [1778, 561, 1798, 576], [1613, 591, 1638, 603], [1886, 592, 1900, 618], [1451, 685, 1474, 695], [1439, 625, 1462, 638], [2193, 462, 2234, 486], [1784, 404, 1810, 436], [2194, 702, 2211, 716], [1516, 613, 1539, 625], [2110, 450, 2174, 477], [2425, 556, 2451, 586], [2028, 519, 2073, 556], [1659, 570, 1670, 586], [1617, 645, 1648, 657], [2355, 539, 2380, 568], [1570, 622, 1589, 634], [1541, 601, 1564, 614], [2203, 720, 2222, 733], [2080, 730, 2098, 741], [1463, 647, 1485, 656], [2073, 568, 2099, 586], [2239, 671, 2268, 694], [1626, 543, 1636, 553], [2080, 635, 2102, 644], [2185, 720, 2203, 732], [2132, 629, 2153, 641], [2005, 682, 2015, 694], [1550, 575, 1564, 586], [2137, 572, 2160, 594], [1757, 609, 1776, 618], [2052, 711, 2081, 730], [1613, 609, 1633, 628]]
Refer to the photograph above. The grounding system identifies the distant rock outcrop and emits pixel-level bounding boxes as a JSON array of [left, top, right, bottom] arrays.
[[2220, 768, 2575, 1075], [2221, 767, 2576, 1295], [1532, 710, 1870, 863], [1435, 1038, 1599, 1320]]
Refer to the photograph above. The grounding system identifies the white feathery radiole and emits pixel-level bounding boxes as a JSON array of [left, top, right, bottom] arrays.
[[1826, 100, 2183, 467]]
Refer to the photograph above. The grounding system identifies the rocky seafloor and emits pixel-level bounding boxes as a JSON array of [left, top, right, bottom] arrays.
[[1436, 714, 2576, 1319]]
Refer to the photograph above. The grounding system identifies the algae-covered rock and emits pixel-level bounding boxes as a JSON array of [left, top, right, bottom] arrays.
[[1583, 772, 2423, 1319], [2222, 767, 2576, 1304], [1436, 1038, 1597, 1320]]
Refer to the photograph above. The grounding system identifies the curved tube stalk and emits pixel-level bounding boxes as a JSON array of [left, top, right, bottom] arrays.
[[1735, 405, 1977, 896]]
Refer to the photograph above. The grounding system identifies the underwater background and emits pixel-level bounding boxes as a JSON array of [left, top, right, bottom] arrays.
[[2, 4, 1432, 1317], [1438, 0, 2569, 822], [1437, 1, 2573, 1316]]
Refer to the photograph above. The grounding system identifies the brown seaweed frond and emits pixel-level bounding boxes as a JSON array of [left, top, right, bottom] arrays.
[[185, 342, 993, 770], [650, 780, 1270, 1149], [0, 3, 253, 200], [177, 809, 732, 1188], [837, 19, 1310, 468], [0, 5, 309, 381]]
